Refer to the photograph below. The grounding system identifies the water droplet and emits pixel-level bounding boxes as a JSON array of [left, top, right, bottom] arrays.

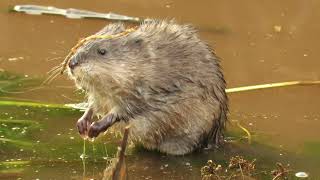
[[80, 154, 88, 159]]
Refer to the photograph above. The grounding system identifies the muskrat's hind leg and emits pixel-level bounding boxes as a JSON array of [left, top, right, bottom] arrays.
[[77, 108, 93, 138], [88, 113, 119, 138]]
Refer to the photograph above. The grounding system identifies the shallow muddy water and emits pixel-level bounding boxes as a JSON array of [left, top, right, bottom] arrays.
[[1, 0, 320, 179]]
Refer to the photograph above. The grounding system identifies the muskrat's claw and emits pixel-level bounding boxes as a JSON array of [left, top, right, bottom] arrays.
[[77, 118, 91, 138], [87, 114, 117, 138], [76, 108, 93, 138], [88, 121, 104, 138]]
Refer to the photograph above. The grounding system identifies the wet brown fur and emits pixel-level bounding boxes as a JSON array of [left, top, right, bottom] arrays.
[[68, 20, 228, 155]]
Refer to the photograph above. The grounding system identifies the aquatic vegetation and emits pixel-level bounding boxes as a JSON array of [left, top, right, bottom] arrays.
[[200, 157, 293, 180], [271, 163, 290, 180], [0, 71, 39, 96]]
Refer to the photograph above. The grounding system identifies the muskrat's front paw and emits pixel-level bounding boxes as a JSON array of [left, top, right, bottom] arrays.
[[87, 122, 103, 138], [76, 118, 91, 137]]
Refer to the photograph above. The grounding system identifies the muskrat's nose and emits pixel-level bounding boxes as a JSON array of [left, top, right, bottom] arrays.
[[68, 57, 79, 70]]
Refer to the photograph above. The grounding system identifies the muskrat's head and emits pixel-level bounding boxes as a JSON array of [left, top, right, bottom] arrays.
[[66, 23, 144, 92]]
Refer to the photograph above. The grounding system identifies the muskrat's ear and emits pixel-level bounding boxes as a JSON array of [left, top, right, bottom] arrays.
[[134, 38, 143, 44], [127, 37, 143, 48]]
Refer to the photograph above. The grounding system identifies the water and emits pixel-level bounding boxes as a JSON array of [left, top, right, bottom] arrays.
[[1, 0, 320, 179]]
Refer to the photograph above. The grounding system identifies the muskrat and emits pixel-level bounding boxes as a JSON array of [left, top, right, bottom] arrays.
[[66, 20, 228, 155]]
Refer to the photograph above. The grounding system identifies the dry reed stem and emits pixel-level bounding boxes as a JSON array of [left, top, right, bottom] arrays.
[[226, 81, 320, 93]]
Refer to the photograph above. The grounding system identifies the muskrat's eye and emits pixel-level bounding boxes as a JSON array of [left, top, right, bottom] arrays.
[[97, 48, 107, 55]]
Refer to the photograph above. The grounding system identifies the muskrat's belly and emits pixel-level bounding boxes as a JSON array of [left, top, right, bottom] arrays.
[[91, 90, 222, 155], [127, 99, 219, 155]]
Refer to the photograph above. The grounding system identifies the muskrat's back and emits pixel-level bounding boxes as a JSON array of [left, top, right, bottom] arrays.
[[68, 20, 228, 155]]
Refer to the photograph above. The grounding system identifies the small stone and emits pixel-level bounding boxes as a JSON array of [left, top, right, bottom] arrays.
[[185, 162, 191, 166]]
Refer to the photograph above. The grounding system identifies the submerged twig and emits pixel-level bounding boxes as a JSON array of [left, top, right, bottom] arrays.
[[234, 120, 252, 144], [103, 126, 130, 180], [271, 163, 290, 180]]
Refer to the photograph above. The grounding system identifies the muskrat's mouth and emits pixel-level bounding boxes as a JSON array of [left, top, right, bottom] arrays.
[[68, 65, 92, 90]]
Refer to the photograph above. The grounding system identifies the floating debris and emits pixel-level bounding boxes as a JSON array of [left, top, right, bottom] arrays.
[[273, 25, 282, 33], [201, 156, 256, 180], [8, 57, 24, 61], [200, 160, 223, 180], [228, 156, 256, 175], [295, 172, 308, 178], [271, 163, 290, 180]]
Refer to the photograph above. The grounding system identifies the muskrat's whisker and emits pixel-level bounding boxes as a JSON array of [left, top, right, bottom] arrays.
[[42, 71, 59, 85], [43, 65, 63, 84], [42, 68, 62, 85], [42, 72, 57, 85], [46, 56, 64, 62], [49, 71, 62, 83], [47, 64, 63, 75]]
